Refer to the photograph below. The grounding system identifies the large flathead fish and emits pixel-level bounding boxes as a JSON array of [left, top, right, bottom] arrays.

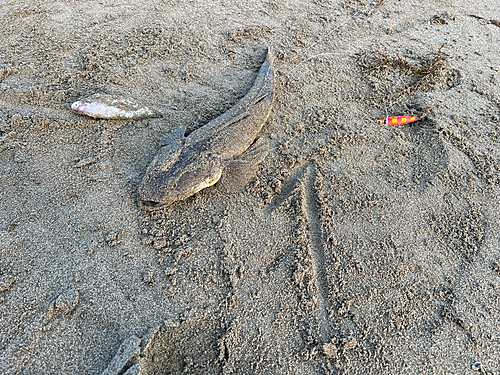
[[138, 47, 274, 210]]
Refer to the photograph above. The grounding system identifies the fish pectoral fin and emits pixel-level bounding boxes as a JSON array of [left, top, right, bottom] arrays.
[[161, 125, 186, 146], [240, 137, 269, 164], [218, 137, 269, 192], [218, 160, 259, 192]]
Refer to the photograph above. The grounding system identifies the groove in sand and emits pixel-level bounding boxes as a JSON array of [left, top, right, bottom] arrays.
[[302, 164, 331, 344]]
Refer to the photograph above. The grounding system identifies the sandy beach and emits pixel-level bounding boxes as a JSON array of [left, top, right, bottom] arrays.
[[1, 0, 500, 373]]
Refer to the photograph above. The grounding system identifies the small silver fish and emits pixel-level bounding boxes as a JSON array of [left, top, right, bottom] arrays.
[[71, 94, 160, 119]]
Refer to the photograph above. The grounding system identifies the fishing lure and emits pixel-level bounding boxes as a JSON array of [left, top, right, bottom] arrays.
[[380, 116, 418, 126]]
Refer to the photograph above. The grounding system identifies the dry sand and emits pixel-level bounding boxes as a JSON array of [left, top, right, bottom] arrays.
[[1, 0, 500, 373]]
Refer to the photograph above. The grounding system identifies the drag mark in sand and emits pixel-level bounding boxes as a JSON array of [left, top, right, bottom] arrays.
[[261, 163, 307, 218], [301, 164, 331, 344], [262, 162, 332, 345]]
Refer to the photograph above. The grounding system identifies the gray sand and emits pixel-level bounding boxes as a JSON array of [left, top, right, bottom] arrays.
[[1, 0, 500, 373]]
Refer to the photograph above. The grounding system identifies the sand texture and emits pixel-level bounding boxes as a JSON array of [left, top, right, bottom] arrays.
[[1, 0, 500, 373]]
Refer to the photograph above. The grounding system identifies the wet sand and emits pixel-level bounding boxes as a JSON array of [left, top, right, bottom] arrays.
[[1, 0, 500, 373]]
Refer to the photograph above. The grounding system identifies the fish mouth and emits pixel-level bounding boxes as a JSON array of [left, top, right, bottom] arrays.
[[139, 200, 168, 211]]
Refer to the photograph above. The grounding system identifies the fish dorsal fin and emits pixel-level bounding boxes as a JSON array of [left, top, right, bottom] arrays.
[[143, 126, 185, 174], [161, 125, 186, 146], [157, 127, 185, 172]]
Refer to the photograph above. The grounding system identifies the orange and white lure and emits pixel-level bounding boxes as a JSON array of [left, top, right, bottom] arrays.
[[380, 116, 418, 126]]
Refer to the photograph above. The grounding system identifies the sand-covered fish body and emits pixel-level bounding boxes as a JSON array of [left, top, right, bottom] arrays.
[[138, 47, 274, 210], [71, 94, 160, 119]]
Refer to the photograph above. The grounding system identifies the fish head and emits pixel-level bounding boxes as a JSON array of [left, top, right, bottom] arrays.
[[138, 153, 223, 210], [71, 100, 90, 114]]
